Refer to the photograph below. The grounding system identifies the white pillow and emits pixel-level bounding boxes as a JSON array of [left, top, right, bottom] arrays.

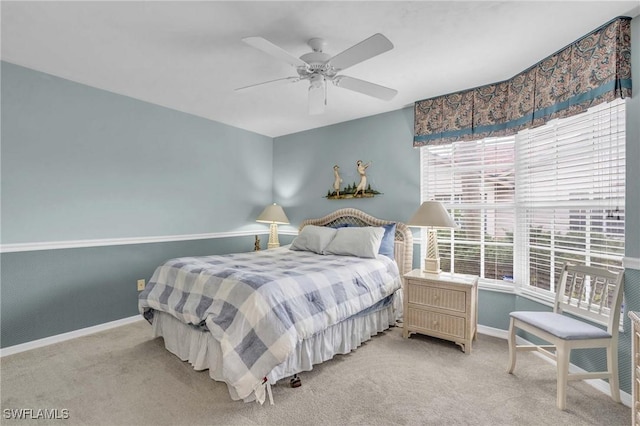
[[323, 226, 385, 258], [290, 225, 337, 254]]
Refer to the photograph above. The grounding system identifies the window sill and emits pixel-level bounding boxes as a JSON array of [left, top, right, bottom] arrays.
[[476, 280, 555, 306], [476, 279, 554, 306], [477, 279, 516, 294], [517, 287, 556, 308]]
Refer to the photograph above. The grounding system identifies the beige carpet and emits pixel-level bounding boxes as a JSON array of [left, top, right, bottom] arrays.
[[0, 320, 630, 425]]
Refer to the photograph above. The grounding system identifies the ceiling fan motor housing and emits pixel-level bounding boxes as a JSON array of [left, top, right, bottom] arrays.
[[299, 53, 332, 75]]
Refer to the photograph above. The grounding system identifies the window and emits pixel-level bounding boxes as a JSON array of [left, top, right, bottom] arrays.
[[420, 99, 626, 298], [421, 137, 515, 282], [515, 100, 626, 294]]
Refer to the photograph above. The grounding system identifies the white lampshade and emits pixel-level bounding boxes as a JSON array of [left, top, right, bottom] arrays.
[[407, 201, 459, 274], [256, 203, 290, 225], [257, 203, 289, 249], [407, 201, 459, 229]]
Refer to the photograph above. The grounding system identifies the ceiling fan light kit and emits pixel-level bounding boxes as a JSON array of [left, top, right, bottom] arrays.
[[238, 33, 397, 114], [308, 75, 326, 115]]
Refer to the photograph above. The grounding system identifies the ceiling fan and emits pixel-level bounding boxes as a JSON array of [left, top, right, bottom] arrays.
[[236, 33, 397, 115]]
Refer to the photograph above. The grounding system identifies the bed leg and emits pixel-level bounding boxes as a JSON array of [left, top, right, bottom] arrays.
[[290, 374, 301, 388]]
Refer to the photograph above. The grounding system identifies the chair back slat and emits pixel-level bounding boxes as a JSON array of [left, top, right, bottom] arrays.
[[567, 272, 577, 308], [596, 275, 607, 315], [554, 263, 624, 333]]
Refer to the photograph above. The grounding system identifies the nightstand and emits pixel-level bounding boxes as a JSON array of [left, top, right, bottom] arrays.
[[403, 269, 479, 353]]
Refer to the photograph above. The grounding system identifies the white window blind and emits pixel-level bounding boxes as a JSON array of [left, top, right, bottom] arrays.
[[420, 98, 626, 299], [515, 99, 626, 294], [421, 137, 516, 281]]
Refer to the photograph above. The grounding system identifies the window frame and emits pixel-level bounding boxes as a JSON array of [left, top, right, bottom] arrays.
[[418, 99, 626, 305]]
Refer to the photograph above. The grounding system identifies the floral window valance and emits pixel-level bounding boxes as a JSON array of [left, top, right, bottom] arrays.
[[414, 16, 632, 147]]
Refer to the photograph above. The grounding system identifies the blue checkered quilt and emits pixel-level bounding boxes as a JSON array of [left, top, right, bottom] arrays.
[[138, 246, 400, 402]]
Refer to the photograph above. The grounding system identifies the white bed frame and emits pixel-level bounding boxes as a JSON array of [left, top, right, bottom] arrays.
[[151, 208, 413, 402]]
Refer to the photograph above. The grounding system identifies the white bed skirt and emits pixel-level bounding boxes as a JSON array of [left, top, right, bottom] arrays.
[[151, 291, 403, 402]]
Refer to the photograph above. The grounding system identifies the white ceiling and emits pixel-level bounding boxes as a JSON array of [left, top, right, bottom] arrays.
[[2, 1, 638, 138]]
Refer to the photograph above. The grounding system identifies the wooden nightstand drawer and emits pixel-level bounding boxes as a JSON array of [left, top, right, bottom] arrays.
[[405, 307, 466, 339], [403, 270, 478, 353], [406, 281, 466, 313]]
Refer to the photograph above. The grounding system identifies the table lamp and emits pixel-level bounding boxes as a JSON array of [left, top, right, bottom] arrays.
[[407, 201, 459, 273], [256, 203, 289, 249]]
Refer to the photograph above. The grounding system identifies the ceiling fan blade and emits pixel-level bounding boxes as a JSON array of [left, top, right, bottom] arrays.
[[235, 76, 300, 92], [333, 76, 397, 101], [242, 36, 308, 68], [328, 33, 393, 72]]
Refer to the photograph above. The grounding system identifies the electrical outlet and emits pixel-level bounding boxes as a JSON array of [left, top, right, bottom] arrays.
[[137, 279, 146, 291]]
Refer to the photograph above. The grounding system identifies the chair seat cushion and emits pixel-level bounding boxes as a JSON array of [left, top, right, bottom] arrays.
[[510, 311, 611, 340]]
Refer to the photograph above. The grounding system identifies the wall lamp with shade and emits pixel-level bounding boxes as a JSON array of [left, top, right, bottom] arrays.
[[407, 201, 460, 274], [256, 203, 290, 249]]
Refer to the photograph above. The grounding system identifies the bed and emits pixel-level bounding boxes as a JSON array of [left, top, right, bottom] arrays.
[[138, 208, 413, 404]]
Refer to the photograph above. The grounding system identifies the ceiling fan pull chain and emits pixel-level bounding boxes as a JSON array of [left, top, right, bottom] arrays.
[[325, 79, 328, 106]]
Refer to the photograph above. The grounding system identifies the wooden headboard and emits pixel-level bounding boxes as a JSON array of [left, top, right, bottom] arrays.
[[299, 208, 413, 276]]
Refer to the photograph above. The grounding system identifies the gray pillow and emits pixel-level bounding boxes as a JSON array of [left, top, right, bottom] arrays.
[[290, 225, 337, 254], [324, 226, 385, 258]]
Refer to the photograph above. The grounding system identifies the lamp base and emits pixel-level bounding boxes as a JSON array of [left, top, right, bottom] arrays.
[[423, 257, 441, 274], [423, 228, 441, 273], [267, 223, 280, 249]]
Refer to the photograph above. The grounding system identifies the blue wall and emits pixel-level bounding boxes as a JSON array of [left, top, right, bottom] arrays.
[[0, 236, 259, 347], [1, 62, 273, 244], [273, 107, 419, 227], [0, 62, 273, 347]]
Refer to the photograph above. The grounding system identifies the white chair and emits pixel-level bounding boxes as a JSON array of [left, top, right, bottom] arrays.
[[507, 263, 624, 410]]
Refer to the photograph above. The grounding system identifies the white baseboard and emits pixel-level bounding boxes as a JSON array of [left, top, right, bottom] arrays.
[[0, 315, 144, 357], [477, 327, 632, 408], [477, 324, 509, 339]]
